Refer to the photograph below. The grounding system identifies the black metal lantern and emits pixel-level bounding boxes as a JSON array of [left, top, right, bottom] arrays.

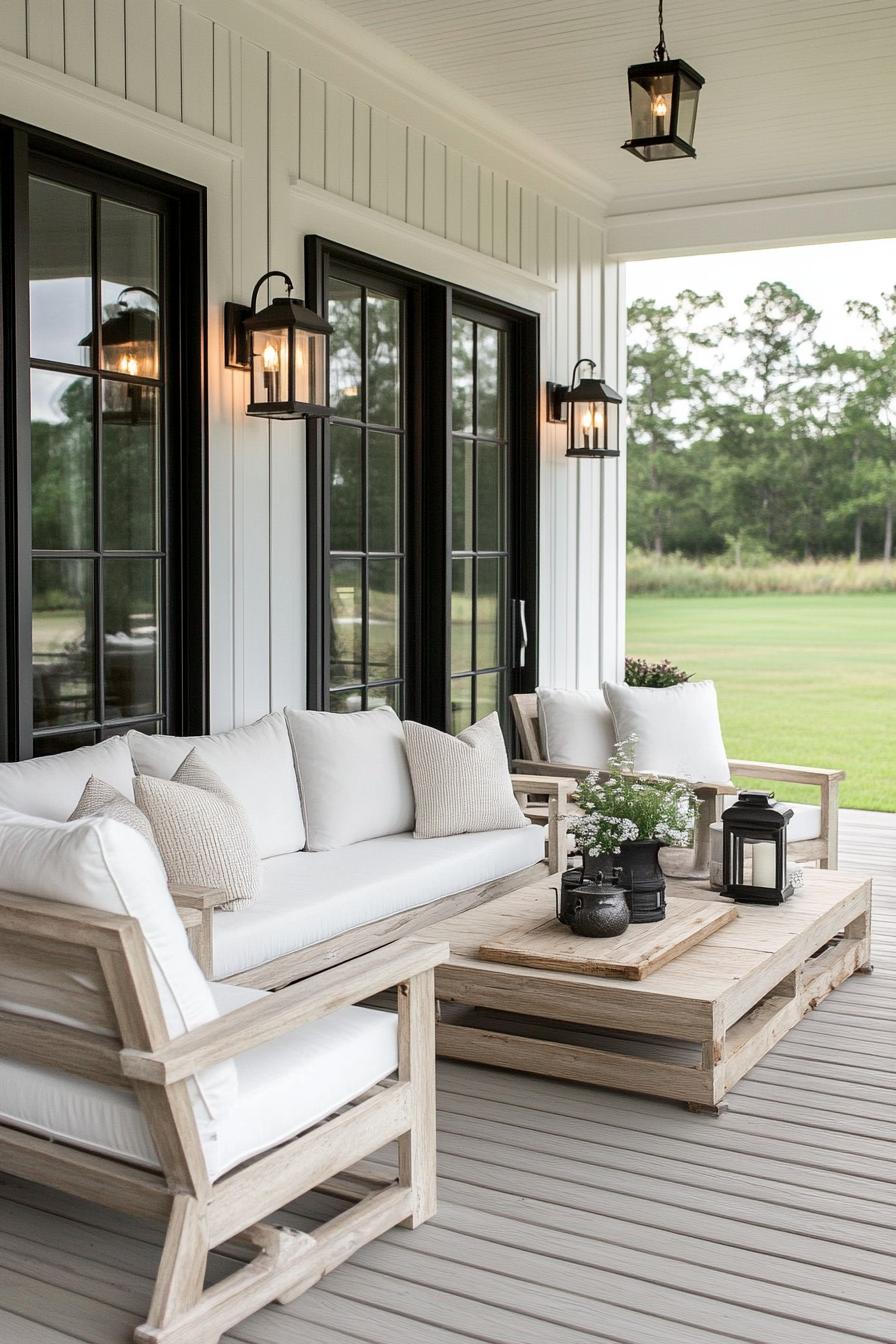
[[622, 1, 704, 162], [225, 270, 332, 420], [722, 790, 794, 906], [80, 285, 159, 424], [548, 359, 622, 459]]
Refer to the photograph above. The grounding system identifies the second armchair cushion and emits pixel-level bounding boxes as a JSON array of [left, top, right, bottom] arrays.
[[404, 713, 529, 839], [135, 750, 261, 911]]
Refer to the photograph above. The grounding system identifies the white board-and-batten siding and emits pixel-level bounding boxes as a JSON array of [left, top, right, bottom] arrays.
[[0, 0, 624, 731]]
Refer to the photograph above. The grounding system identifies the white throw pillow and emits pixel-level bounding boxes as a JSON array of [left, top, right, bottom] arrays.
[[536, 687, 615, 769], [135, 751, 261, 911], [285, 705, 416, 851], [403, 713, 529, 839], [602, 680, 732, 785], [0, 737, 135, 820], [69, 775, 157, 848], [0, 806, 236, 1123], [127, 711, 304, 859]]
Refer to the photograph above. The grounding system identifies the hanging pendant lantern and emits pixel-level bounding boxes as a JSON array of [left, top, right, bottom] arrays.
[[622, 0, 704, 162]]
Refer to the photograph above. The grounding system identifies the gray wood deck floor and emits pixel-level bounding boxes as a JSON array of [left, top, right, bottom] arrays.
[[1, 809, 894, 1344]]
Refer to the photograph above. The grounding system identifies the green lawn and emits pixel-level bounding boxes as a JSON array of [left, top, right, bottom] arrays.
[[626, 593, 896, 812]]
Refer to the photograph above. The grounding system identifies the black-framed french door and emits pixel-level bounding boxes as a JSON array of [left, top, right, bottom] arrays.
[[305, 237, 539, 737], [0, 119, 208, 762]]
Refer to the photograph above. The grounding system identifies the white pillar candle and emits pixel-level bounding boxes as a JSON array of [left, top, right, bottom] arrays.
[[751, 841, 778, 889]]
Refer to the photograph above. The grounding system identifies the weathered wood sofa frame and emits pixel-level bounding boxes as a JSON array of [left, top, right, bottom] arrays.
[[0, 886, 446, 1344], [511, 692, 844, 873]]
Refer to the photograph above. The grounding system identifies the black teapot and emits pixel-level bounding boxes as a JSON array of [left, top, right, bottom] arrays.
[[556, 867, 631, 938]]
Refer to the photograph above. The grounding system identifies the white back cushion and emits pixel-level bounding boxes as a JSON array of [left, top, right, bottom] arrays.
[[602, 680, 732, 785], [127, 712, 303, 858], [536, 687, 615, 769], [0, 807, 236, 1122], [286, 706, 415, 851], [0, 737, 135, 820]]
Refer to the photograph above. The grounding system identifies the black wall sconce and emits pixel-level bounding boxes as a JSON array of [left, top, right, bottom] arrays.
[[547, 359, 622, 459], [622, 0, 704, 162], [225, 270, 333, 420]]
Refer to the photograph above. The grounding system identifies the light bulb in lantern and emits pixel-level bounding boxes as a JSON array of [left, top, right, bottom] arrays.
[[262, 340, 279, 397], [582, 407, 593, 450], [119, 353, 140, 376], [652, 92, 668, 132]]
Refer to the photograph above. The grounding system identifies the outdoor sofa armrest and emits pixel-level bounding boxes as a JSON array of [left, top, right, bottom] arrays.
[[727, 759, 846, 785], [168, 884, 229, 978], [511, 772, 578, 873], [119, 937, 449, 1087]]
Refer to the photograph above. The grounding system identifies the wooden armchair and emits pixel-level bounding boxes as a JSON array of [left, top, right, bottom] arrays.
[[511, 692, 844, 874], [0, 887, 446, 1344]]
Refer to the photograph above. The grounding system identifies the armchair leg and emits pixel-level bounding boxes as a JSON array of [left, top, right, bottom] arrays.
[[398, 967, 437, 1228], [140, 1194, 209, 1335], [820, 778, 840, 870]]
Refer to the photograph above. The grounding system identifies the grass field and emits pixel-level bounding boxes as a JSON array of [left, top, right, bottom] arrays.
[[626, 592, 896, 812]]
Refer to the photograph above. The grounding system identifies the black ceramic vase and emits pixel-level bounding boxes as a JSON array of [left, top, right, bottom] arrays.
[[584, 839, 666, 923]]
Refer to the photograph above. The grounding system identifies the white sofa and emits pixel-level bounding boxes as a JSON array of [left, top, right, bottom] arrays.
[[0, 708, 567, 990]]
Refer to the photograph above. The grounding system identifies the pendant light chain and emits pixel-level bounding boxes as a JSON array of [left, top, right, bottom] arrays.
[[653, 0, 668, 61]]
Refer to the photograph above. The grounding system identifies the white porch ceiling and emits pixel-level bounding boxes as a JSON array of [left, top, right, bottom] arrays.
[[310, 0, 896, 216]]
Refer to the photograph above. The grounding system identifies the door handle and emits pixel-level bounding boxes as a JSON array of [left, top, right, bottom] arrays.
[[514, 598, 528, 669]]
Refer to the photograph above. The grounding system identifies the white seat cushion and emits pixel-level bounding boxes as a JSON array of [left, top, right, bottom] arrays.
[[602, 680, 732, 785], [781, 801, 822, 843], [536, 688, 615, 770], [127, 712, 304, 859], [0, 737, 135, 819], [0, 983, 398, 1180], [214, 825, 545, 980], [286, 705, 415, 851]]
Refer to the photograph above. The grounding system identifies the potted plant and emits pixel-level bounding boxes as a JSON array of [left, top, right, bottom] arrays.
[[568, 736, 699, 922]]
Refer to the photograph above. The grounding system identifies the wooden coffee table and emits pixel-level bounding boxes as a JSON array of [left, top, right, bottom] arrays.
[[415, 869, 872, 1113]]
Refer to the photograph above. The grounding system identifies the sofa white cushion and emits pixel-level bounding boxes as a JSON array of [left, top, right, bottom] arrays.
[[0, 982, 397, 1180], [134, 752, 261, 911], [0, 737, 135, 820], [127, 712, 304, 859], [602, 680, 732, 785], [286, 706, 415, 851], [783, 802, 823, 843], [0, 808, 235, 1124], [214, 825, 545, 980], [404, 714, 528, 839], [536, 688, 616, 769]]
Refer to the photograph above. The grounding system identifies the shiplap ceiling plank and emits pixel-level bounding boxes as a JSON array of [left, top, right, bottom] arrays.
[[124, 0, 156, 111], [26, 0, 64, 71], [180, 9, 214, 135], [315, 0, 896, 209], [94, 0, 126, 97], [154, 0, 182, 122]]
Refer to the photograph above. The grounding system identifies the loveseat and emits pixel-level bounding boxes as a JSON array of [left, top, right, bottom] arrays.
[[0, 707, 568, 990]]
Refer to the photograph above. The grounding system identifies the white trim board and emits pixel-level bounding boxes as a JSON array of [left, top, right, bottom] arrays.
[[606, 183, 896, 260]]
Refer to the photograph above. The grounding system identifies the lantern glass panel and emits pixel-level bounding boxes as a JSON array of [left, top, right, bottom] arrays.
[[676, 71, 701, 144], [571, 400, 606, 454], [630, 72, 675, 139], [294, 329, 326, 407], [251, 326, 289, 406]]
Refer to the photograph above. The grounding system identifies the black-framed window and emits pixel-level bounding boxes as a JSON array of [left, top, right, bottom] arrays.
[[306, 237, 539, 736], [0, 120, 208, 762]]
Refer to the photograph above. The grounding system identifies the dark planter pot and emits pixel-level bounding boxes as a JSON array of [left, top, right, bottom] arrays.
[[584, 839, 666, 923]]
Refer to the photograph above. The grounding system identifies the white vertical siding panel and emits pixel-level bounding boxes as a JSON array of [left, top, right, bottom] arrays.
[[506, 182, 522, 269], [538, 198, 557, 283], [368, 107, 389, 214], [181, 9, 214, 135], [299, 70, 326, 188], [492, 174, 508, 263], [423, 137, 446, 237], [324, 84, 353, 200], [553, 208, 574, 685], [0, 1, 27, 55], [94, 0, 126, 96], [520, 187, 538, 274], [386, 118, 406, 221], [124, 0, 156, 110], [576, 219, 603, 688], [460, 157, 478, 251], [26, 0, 64, 70], [445, 147, 462, 245], [236, 39, 271, 722], [63, 0, 95, 83], [154, 0, 181, 121], [269, 55, 299, 187], [352, 100, 371, 207], [600, 249, 626, 682], [478, 167, 493, 257], [213, 24, 232, 141], [406, 126, 424, 228]]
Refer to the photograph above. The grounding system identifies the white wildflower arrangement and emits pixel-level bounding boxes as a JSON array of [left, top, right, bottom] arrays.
[[569, 735, 699, 858]]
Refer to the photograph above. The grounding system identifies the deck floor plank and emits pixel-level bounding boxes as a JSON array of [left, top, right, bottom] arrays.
[[0, 807, 893, 1342]]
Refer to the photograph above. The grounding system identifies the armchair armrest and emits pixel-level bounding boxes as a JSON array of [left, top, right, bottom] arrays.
[[169, 884, 229, 977], [511, 771, 578, 873], [120, 937, 448, 1087], [728, 759, 846, 785]]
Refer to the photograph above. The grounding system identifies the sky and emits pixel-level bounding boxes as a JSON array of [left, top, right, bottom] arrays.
[[625, 238, 896, 351]]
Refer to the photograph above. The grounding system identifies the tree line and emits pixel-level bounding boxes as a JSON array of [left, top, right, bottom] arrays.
[[626, 281, 896, 562]]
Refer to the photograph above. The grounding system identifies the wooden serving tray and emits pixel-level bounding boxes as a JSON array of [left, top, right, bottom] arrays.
[[477, 896, 738, 981]]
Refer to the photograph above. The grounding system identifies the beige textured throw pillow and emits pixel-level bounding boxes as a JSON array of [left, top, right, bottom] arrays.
[[403, 713, 529, 839], [69, 774, 158, 849], [134, 750, 261, 911]]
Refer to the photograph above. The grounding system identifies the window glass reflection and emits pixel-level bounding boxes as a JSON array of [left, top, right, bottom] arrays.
[[31, 370, 93, 552], [29, 178, 93, 367]]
